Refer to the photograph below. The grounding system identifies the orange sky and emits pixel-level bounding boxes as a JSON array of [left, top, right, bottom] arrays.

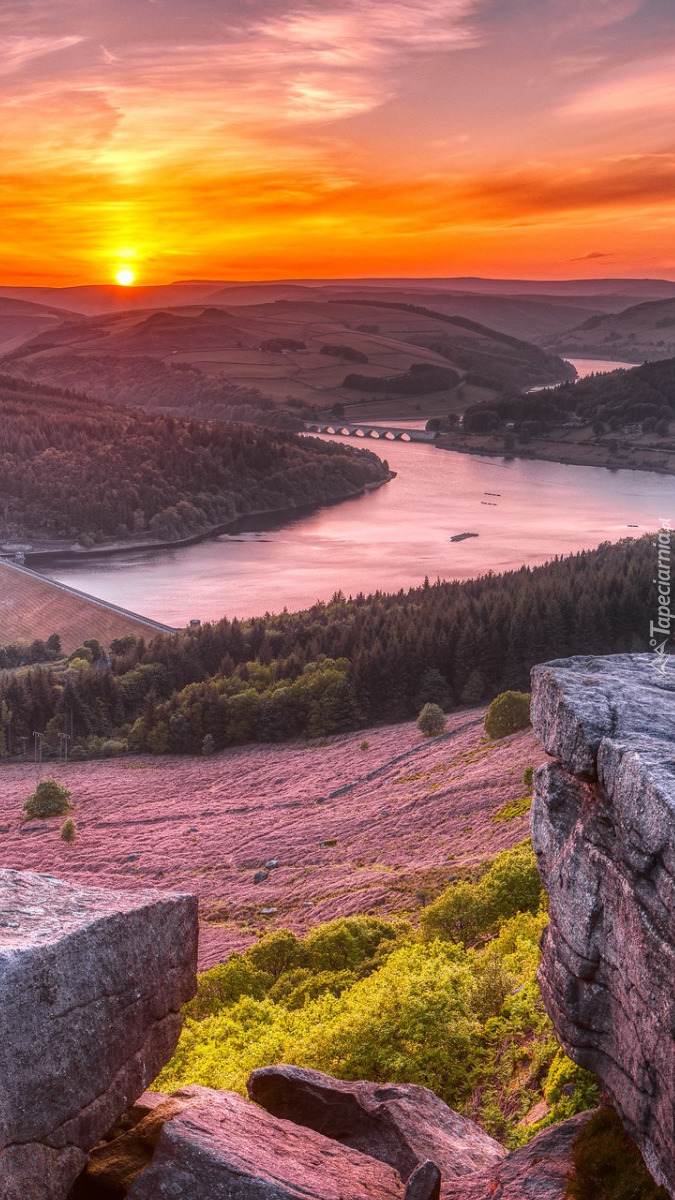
[[2, 0, 675, 284]]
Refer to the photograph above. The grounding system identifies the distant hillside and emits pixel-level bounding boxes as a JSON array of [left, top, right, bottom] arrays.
[[0, 296, 81, 355], [2, 297, 573, 421], [546, 296, 675, 362], [0, 374, 390, 547]]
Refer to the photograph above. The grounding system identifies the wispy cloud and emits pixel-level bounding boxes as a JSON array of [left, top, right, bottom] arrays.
[[0, 34, 82, 75]]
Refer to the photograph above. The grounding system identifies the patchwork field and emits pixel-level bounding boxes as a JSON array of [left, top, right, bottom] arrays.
[[0, 709, 543, 968], [0, 560, 172, 653], [3, 297, 572, 420]]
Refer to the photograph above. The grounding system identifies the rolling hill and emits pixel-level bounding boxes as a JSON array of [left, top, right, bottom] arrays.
[[1, 297, 573, 421], [545, 296, 675, 362]]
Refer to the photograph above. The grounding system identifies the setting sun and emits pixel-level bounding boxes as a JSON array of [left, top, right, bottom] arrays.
[[115, 268, 135, 286]]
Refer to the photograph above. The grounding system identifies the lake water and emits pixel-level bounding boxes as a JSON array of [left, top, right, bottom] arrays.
[[46, 357, 661, 626]]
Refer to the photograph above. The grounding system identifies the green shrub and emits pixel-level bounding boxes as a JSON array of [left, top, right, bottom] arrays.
[[568, 1107, 668, 1200], [493, 796, 532, 823], [202, 734, 215, 756], [360, 740, 370, 751], [522, 765, 534, 791], [24, 778, 72, 819], [421, 841, 543, 946], [101, 738, 126, 758], [417, 702, 446, 737], [60, 818, 77, 843], [484, 691, 531, 739]]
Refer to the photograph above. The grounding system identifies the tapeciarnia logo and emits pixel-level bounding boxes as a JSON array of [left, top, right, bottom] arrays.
[[650, 520, 673, 675]]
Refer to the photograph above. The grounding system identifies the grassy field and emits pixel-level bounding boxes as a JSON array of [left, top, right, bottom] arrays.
[[0, 560, 171, 653], [0, 710, 542, 968]]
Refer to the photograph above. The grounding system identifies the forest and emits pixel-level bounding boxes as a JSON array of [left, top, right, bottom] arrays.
[[0, 536, 654, 759], [0, 374, 389, 544], [463, 356, 675, 434]]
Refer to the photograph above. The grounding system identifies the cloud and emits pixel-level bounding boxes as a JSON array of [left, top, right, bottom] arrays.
[[560, 56, 675, 119], [0, 34, 83, 75], [569, 251, 613, 261]]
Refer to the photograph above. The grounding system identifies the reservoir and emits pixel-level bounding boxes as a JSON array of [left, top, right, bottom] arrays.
[[46, 357, 661, 626]]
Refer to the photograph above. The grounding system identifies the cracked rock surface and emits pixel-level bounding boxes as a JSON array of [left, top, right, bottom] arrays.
[[124, 1085, 405, 1200], [247, 1065, 506, 1182], [531, 654, 675, 1197], [0, 869, 197, 1200]]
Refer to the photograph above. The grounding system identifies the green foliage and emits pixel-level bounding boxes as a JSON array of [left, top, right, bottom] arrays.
[[522, 765, 534, 791], [484, 691, 531, 739], [24, 777, 71, 819], [568, 1108, 668, 1200], [60, 818, 77, 843], [157, 846, 586, 1148], [417, 702, 446, 737], [493, 796, 532, 822], [202, 733, 215, 756], [420, 841, 543, 946], [360, 739, 370, 751]]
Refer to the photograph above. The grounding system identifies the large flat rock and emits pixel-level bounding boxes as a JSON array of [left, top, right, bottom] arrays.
[[247, 1065, 506, 1182], [0, 869, 197, 1200], [531, 653, 675, 1196], [125, 1085, 404, 1200]]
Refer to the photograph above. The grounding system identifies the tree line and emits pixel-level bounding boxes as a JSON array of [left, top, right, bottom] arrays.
[[0, 537, 656, 758]]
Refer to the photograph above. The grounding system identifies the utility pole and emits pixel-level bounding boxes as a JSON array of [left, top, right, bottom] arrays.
[[58, 732, 71, 767], [18, 735, 28, 760]]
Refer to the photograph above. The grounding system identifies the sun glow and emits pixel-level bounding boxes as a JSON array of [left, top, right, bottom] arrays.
[[115, 267, 135, 286]]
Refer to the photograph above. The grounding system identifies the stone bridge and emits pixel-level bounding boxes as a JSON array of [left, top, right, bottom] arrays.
[[304, 422, 439, 443]]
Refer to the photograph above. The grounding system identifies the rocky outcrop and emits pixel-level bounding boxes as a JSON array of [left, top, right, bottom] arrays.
[[531, 653, 675, 1196], [123, 1085, 404, 1200], [0, 869, 197, 1200], [247, 1065, 506, 1183], [443, 1111, 596, 1199]]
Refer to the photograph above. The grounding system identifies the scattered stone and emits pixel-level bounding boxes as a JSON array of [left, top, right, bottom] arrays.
[[315, 797, 325, 805], [253, 870, 268, 884], [261, 908, 278, 916], [303, 901, 315, 908], [265, 859, 279, 869], [247, 1065, 505, 1182], [0, 869, 197, 1200], [123, 1086, 403, 1200], [381, 809, 389, 816], [126, 853, 139, 862]]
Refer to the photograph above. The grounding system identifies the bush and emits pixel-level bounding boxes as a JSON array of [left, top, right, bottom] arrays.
[[202, 734, 215, 756], [484, 691, 531, 739], [60, 818, 77, 843], [568, 1107, 668, 1200], [24, 778, 72, 819], [360, 740, 370, 751], [522, 765, 534, 791], [420, 841, 543, 946], [417, 703, 446, 737], [101, 738, 126, 758]]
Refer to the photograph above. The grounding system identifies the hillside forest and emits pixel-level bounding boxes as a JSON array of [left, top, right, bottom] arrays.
[[0, 536, 653, 759], [0, 375, 389, 545]]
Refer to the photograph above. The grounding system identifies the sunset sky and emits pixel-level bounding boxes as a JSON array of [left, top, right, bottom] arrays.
[[2, 0, 675, 284]]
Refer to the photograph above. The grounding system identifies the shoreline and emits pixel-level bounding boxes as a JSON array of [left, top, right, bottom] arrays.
[[433, 436, 675, 476], [18, 473, 395, 568]]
